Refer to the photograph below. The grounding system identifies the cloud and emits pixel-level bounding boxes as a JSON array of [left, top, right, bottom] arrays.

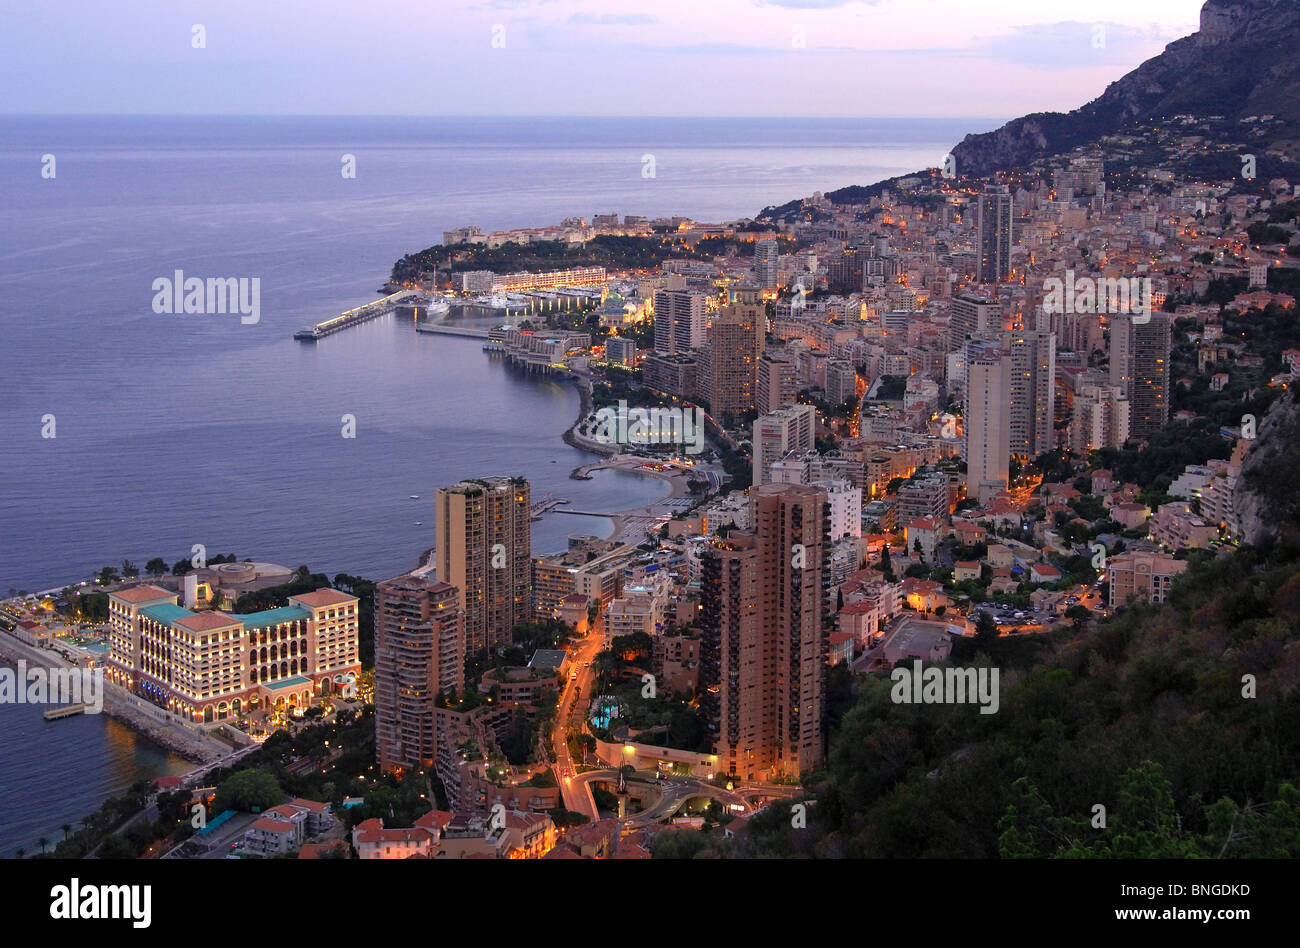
[[976, 20, 1180, 68], [752, 0, 885, 7], [567, 13, 660, 25]]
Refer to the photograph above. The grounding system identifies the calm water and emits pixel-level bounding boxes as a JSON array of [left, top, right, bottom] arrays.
[[0, 700, 192, 858], [0, 114, 986, 854]]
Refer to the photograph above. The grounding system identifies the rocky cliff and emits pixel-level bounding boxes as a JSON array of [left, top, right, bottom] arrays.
[[951, 0, 1300, 177], [1237, 389, 1300, 546]]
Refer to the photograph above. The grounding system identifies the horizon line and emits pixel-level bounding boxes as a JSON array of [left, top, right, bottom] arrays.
[[0, 112, 1009, 123]]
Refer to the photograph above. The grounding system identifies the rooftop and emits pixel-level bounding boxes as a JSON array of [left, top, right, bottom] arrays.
[[529, 649, 568, 672], [234, 606, 310, 629], [140, 603, 195, 626], [176, 612, 241, 632], [262, 675, 312, 691], [112, 584, 175, 605], [291, 589, 357, 608]]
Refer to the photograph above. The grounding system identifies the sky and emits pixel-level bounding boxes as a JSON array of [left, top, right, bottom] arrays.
[[0, 0, 1207, 118]]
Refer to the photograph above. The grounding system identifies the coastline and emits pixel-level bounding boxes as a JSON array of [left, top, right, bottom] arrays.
[[553, 373, 699, 545], [0, 631, 226, 766], [1, 317, 693, 779]]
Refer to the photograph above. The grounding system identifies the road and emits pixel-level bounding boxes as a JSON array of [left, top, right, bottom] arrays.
[[182, 741, 262, 787], [546, 620, 805, 827], [552, 623, 607, 820]]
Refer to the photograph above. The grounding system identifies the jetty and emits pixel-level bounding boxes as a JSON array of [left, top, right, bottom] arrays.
[[530, 497, 569, 520], [294, 290, 417, 341], [415, 324, 491, 339], [43, 704, 88, 721]]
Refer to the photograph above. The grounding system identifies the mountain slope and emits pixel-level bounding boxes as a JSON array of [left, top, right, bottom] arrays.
[[951, 0, 1300, 177]]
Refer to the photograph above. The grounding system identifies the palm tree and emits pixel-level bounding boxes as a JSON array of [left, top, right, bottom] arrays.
[[38, 837, 48, 854], [593, 651, 619, 691], [61, 823, 71, 842], [15, 848, 24, 859]]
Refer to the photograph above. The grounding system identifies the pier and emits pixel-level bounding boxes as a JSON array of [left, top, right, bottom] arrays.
[[294, 290, 418, 341], [530, 497, 569, 520], [415, 324, 491, 339], [43, 704, 88, 721]]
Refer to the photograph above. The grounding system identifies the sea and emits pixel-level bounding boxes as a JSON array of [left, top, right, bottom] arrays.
[[0, 114, 993, 855]]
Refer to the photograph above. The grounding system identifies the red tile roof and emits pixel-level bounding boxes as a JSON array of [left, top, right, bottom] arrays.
[[175, 612, 240, 632], [415, 809, 455, 831], [111, 585, 174, 604], [298, 841, 348, 859], [292, 589, 357, 608]]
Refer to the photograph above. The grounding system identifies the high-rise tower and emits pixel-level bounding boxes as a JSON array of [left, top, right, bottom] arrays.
[[375, 574, 463, 772], [699, 483, 830, 782], [977, 185, 1014, 283], [434, 477, 531, 652]]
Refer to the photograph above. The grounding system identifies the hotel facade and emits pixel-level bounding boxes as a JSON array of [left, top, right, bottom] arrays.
[[106, 584, 360, 724]]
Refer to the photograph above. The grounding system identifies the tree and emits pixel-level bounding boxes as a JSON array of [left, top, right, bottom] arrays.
[[97, 834, 134, 860], [975, 611, 998, 646], [1065, 604, 1091, 629], [95, 566, 119, 586], [145, 558, 168, 576], [878, 545, 896, 583], [548, 808, 590, 830], [121, 560, 139, 579], [212, 770, 283, 814], [77, 592, 109, 622], [652, 827, 715, 859], [593, 650, 619, 689]]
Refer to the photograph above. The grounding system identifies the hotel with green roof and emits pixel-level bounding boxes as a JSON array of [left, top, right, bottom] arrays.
[[106, 584, 361, 724]]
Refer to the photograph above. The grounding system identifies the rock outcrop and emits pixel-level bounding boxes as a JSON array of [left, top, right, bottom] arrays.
[[1237, 389, 1300, 546], [951, 0, 1300, 178]]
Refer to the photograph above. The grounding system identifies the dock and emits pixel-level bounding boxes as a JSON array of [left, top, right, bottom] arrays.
[[294, 290, 418, 341], [43, 704, 88, 721], [415, 324, 491, 339], [530, 497, 569, 520]]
